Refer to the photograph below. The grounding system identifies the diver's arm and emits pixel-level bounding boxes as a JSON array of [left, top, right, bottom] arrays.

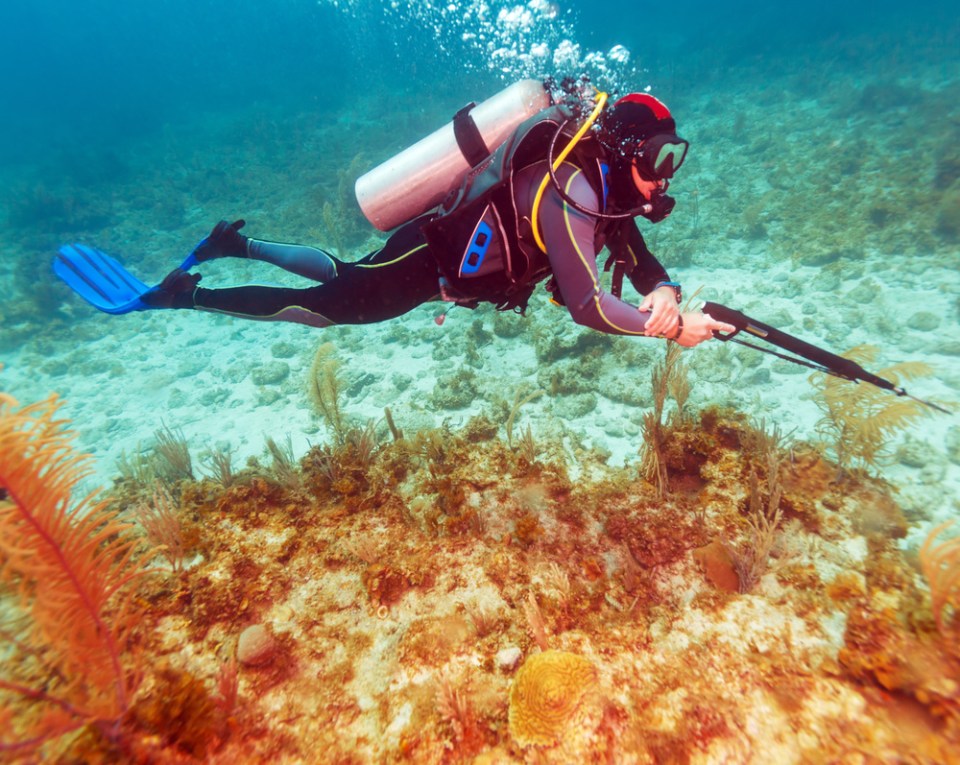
[[539, 167, 658, 336], [534, 167, 731, 345], [613, 219, 682, 336]]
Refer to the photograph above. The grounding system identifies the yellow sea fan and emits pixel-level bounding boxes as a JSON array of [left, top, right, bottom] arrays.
[[810, 344, 934, 473], [508, 649, 598, 747]]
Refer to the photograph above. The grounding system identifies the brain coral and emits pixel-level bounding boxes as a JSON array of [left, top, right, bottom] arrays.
[[508, 649, 598, 747]]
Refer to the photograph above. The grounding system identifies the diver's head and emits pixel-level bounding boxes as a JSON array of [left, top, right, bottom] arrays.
[[598, 93, 689, 223], [599, 93, 689, 203]]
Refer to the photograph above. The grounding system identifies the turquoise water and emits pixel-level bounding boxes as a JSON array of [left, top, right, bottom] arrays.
[[1, 2, 959, 761], [1, 0, 958, 552], [3, 0, 956, 474]]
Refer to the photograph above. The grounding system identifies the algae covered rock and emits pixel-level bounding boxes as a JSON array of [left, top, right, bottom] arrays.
[[270, 341, 299, 359], [250, 361, 291, 386], [906, 311, 941, 332], [693, 539, 741, 593], [237, 623, 278, 666], [431, 368, 479, 409]]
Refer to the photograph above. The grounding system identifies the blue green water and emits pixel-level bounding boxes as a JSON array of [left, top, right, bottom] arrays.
[[2, 0, 955, 163], [1, 2, 960, 761], [0, 0, 957, 493]]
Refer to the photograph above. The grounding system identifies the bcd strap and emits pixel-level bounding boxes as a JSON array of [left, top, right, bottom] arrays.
[[453, 103, 491, 168], [603, 253, 627, 299]]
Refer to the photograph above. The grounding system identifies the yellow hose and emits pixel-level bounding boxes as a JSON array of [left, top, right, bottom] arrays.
[[530, 91, 608, 253]]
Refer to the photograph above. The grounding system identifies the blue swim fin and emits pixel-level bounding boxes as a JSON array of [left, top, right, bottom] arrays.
[[54, 243, 153, 314], [177, 241, 205, 271]]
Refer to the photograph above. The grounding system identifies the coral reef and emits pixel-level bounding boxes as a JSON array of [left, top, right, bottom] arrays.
[[4, 388, 959, 763]]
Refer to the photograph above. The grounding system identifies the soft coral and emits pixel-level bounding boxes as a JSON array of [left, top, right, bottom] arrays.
[[0, 392, 150, 757]]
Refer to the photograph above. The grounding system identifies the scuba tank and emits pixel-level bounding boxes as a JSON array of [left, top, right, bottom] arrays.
[[354, 79, 552, 231]]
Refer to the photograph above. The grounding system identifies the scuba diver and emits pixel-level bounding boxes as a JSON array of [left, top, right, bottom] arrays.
[[55, 81, 735, 347]]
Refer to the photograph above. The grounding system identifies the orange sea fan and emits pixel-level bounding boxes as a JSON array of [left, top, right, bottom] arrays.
[[919, 520, 960, 638], [0, 393, 148, 754]]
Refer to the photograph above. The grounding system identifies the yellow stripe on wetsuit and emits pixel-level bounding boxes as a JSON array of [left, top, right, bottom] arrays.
[[355, 243, 429, 269], [560, 169, 646, 336]]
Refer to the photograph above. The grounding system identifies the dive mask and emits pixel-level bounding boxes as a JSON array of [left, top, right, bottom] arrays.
[[633, 133, 689, 181]]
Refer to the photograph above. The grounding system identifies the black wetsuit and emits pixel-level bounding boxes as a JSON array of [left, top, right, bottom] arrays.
[[190, 161, 672, 334], [194, 216, 440, 327]]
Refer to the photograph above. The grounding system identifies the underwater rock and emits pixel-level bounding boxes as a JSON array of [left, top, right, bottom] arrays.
[[906, 311, 941, 332], [554, 392, 598, 418], [392, 372, 413, 391], [237, 623, 278, 666], [270, 341, 298, 359], [896, 436, 940, 469], [693, 539, 740, 593], [250, 361, 291, 386], [853, 486, 909, 539], [508, 650, 598, 748], [496, 646, 523, 673]]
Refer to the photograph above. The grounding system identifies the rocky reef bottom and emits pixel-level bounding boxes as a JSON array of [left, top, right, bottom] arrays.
[[4, 402, 960, 764]]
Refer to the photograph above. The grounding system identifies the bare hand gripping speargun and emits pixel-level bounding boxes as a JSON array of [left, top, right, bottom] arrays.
[[702, 302, 951, 415]]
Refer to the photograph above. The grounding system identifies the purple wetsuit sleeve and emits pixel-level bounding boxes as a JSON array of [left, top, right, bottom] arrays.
[[539, 166, 652, 336], [619, 221, 671, 296]]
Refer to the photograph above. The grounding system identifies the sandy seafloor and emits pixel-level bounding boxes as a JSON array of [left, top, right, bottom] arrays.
[[1, 13, 960, 762]]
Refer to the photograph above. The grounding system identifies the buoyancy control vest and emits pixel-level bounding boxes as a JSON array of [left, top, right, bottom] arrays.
[[421, 102, 614, 313]]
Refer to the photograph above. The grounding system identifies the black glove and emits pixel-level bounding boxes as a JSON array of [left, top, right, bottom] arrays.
[[142, 268, 202, 308], [194, 219, 248, 262]]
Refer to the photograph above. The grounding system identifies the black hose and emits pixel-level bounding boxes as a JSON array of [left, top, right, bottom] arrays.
[[545, 119, 651, 221]]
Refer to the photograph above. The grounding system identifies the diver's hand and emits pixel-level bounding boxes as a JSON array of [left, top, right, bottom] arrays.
[[640, 286, 681, 338], [673, 311, 737, 348]]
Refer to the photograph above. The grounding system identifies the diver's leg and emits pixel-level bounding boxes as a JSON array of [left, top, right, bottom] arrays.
[[192, 219, 336, 282], [189, 222, 440, 327], [245, 240, 339, 283]]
